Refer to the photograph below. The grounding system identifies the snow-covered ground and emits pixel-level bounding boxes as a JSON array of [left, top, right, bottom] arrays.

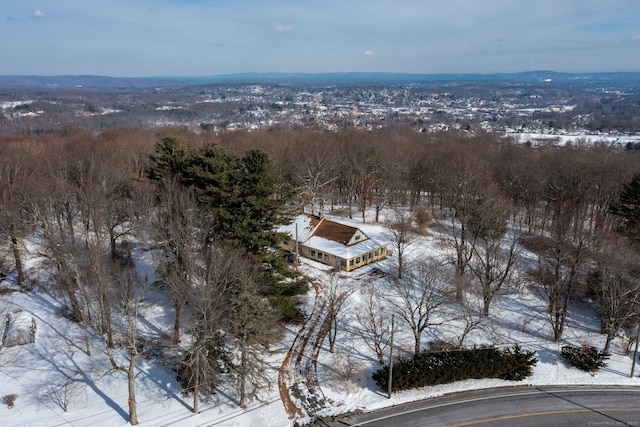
[[1, 212, 639, 426], [506, 131, 640, 147]]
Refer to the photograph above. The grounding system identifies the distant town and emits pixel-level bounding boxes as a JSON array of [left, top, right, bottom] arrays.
[[1, 72, 639, 146]]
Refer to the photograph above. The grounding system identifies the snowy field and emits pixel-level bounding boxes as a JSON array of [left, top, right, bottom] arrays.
[[506, 131, 640, 147], [1, 212, 640, 427]]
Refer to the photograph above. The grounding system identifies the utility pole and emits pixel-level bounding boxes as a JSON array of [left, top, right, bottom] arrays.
[[388, 314, 395, 399], [295, 223, 299, 272], [631, 324, 640, 378]]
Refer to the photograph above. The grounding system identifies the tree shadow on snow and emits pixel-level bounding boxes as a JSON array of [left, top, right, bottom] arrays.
[[27, 342, 129, 422]]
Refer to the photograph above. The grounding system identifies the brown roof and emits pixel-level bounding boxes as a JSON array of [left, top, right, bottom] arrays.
[[312, 220, 360, 246]]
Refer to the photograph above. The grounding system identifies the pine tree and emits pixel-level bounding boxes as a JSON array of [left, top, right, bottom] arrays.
[[146, 138, 303, 319], [184, 144, 289, 255], [146, 137, 188, 181], [610, 173, 640, 243]]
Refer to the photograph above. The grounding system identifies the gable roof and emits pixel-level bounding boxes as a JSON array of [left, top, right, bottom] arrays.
[[279, 213, 386, 262], [311, 220, 362, 246]]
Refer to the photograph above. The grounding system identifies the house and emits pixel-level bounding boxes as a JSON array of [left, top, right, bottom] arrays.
[[280, 213, 387, 272]]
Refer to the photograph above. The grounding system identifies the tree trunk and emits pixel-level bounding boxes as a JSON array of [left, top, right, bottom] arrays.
[[455, 226, 467, 301], [553, 311, 563, 342], [9, 226, 24, 285], [455, 270, 464, 302], [603, 331, 614, 355], [63, 201, 76, 245], [414, 330, 421, 355], [99, 286, 113, 348], [62, 274, 84, 323], [555, 277, 575, 342], [482, 294, 491, 316], [193, 365, 200, 414], [239, 336, 247, 409], [128, 354, 138, 425], [173, 304, 182, 343], [110, 233, 117, 261]]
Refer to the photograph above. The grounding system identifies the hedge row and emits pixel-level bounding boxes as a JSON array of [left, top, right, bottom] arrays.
[[372, 345, 538, 393]]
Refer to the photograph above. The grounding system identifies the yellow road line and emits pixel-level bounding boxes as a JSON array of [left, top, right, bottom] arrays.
[[448, 408, 640, 426]]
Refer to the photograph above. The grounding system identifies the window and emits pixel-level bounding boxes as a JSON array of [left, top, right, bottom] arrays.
[[349, 259, 354, 266], [311, 250, 316, 257], [368, 252, 372, 259], [374, 249, 379, 256], [318, 252, 323, 259], [324, 254, 330, 261], [356, 257, 361, 264], [355, 234, 361, 241]]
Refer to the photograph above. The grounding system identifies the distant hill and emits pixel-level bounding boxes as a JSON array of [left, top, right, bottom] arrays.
[[0, 75, 186, 91], [181, 71, 640, 87], [1, 71, 640, 90]]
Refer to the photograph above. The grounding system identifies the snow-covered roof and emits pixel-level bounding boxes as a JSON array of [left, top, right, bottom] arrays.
[[279, 213, 322, 242], [304, 235, 382, 260], [280, 213, 384, 260]]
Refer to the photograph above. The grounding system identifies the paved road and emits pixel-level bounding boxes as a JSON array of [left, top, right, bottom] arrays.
[[316, 386, 640, 427]]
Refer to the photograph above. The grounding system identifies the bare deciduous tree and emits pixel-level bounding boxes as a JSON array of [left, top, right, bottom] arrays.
[[588, 236, 640, 354], [436, 162, 489, 301], [526, 208, 594, 342], [293, 137, 337, 214], [227, 253, 279, 408], [324, 275, 351, 354], [387, 208, 418, 279], [149, 175, 214, 343], [355, 283, 391, 364], [388, 259, 451, 354], [181, 243, 234, 414], [95, 247, 149, 426], [0, 141, 36, 286], [467, 197, 520, 316]]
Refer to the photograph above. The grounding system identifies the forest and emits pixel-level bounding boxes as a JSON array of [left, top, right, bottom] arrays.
[[2, 125, 640, 424]]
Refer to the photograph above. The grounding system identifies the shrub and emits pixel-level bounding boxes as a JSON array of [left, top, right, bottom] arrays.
[[561, 345, 608, 372], [372, 345, 537, 393], [3, 394, 17, 409]]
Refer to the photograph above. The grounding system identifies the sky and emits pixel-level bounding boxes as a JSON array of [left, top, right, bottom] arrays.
[[2, 0, 640, 77]]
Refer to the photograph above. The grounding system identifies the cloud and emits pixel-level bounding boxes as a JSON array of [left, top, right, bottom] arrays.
[[273, 24, 294, 32], [363, 50, 375, 56], [33, 10, 45, 18]]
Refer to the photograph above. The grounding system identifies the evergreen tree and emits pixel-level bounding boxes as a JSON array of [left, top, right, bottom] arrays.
[[610, 173, 640, 244], [184, 144, 289, 255], [146, 137, 188, 181], [148, 139, 290, 255], [228, 149, 290, 253], [147, 138, 305, 320]]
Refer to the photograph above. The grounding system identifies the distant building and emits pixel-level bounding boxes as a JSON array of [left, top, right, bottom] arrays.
[[280, 213, 387, 271]]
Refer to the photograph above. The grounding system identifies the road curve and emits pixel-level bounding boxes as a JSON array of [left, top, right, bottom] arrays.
[[316, 385, 640, 427]]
